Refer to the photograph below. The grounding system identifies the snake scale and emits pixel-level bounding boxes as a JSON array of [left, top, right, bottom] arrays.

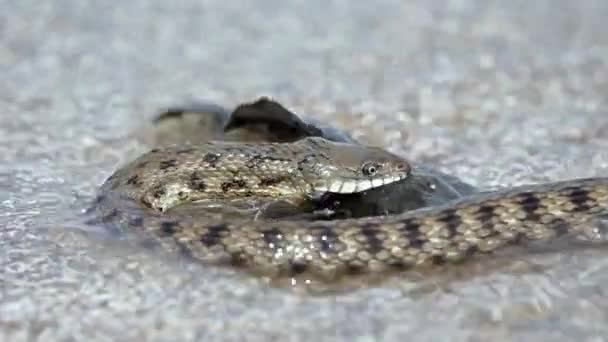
[[93, 127, 608, 281]]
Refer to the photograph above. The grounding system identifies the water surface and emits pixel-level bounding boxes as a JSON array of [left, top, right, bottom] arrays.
[[2, 1, 608, 341]]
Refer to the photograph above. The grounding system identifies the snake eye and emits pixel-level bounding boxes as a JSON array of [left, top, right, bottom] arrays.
[[362, 162, 380, 176]]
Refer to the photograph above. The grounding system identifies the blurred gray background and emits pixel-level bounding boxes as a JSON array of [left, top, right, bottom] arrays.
[[2, 1, 608, 341]]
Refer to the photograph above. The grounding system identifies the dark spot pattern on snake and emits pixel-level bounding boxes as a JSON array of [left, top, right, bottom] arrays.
[[436, 209, 462, 237], [159, 159, 179, 170], [200, 223, 229, 247], [126, 174, 141, 186], [189, 171, 207, 191], [288, 262, 308, 276], [476, 204, 496, 223], [259, 175, 288, 187], [399, 218, 423, 248], [160, 221, 179, 235], [359, 224, 384, 254], [568, 188, 592, 212], [221, 179, 247, 192], [152, 185, 166, 198], [431, 255, 447, 265], [516, 192, 542, 221], [311, 225, 339, 253]]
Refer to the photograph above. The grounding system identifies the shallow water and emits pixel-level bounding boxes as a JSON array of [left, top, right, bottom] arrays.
[[2, 1, 608, 341]]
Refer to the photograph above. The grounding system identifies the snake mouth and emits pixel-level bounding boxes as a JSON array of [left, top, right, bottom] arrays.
[[315, 172, 409, 194]]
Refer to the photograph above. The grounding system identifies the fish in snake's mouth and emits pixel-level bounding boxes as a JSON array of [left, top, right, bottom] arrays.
[[314, 172, 409, 194]]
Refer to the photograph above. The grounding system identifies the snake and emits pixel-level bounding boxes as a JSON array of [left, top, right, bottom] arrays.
[[93, 119, 608, 281]]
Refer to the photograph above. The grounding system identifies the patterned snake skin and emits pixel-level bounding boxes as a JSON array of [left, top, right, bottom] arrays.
[[93, 133, 608, 281]]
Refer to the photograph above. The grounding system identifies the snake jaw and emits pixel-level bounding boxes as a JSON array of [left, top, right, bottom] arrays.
[[315, 172, 409, 194]]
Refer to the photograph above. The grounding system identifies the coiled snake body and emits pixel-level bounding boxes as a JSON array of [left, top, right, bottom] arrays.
[[94, 127, 608, 280]]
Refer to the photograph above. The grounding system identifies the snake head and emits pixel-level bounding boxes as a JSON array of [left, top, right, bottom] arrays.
[[300, 137, 411, 194]]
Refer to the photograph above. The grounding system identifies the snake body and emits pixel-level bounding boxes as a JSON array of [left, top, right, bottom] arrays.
[[94, 134, 608, 280]]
